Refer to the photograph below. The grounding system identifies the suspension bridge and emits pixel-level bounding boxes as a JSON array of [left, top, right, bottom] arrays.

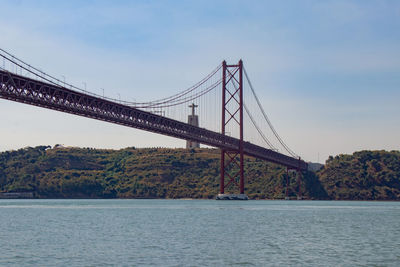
[[0, 48, 307, 200]]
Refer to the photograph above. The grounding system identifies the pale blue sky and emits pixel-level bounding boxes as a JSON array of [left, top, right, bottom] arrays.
[[0, 0, 399, 163]]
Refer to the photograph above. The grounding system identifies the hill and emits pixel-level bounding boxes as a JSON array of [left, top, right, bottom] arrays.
[[317, 150, 400, 200], [0, 146, 327, 199], [0, 146, 399, 200]]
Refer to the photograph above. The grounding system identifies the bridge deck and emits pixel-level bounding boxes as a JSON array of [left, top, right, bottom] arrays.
[[0, 70, 307, 170]]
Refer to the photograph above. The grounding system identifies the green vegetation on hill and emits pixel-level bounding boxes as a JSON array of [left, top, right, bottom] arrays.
[[0, 147, 399, 200], [0, 146, 326, 199], [317, 150, 400, 200]]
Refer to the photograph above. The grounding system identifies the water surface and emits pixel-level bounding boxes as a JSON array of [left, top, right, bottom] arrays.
[[0, 199, 399, 266]]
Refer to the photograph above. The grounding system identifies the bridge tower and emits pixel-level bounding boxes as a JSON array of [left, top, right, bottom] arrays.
[[216, 60, 247, 200], [186, 103, 200, 149]]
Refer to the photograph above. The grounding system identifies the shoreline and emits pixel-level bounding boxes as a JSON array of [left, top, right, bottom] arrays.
[[1, 196, 399, 201]]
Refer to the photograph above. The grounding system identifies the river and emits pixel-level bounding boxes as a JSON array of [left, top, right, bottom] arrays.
[[0, 199, 399, 266]]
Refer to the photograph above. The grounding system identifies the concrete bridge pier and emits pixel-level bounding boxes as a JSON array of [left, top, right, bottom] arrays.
[[216, 194, 248, 200]]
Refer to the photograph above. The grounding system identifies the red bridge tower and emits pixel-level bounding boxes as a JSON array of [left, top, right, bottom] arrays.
[[217, 60, 248, 200]]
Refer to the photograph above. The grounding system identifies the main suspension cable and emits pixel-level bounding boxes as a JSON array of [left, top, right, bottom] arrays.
[[227, 75, 277, 151], [139, 78, 222, 109], [0, 47, 222, 109], [244, 103, 277, 151], [128, 65, 222, 107], [243, 66, 299, 158]]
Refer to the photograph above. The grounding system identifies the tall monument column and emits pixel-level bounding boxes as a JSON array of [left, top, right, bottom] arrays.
[[186, 103, 200, 149]]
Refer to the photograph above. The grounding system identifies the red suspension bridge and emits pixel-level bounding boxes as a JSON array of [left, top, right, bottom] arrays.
[[0, 48, 307, 199]]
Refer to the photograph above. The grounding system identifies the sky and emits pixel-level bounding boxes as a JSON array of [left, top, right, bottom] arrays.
[[0, 0, 399, 163]]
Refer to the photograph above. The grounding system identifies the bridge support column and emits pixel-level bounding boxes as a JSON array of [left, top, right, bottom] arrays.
[[217, 60, 247, 200], [239, 60, 244, 195]]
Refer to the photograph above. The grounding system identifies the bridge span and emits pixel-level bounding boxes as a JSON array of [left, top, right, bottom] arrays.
[[0, 69, 307, 171]]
